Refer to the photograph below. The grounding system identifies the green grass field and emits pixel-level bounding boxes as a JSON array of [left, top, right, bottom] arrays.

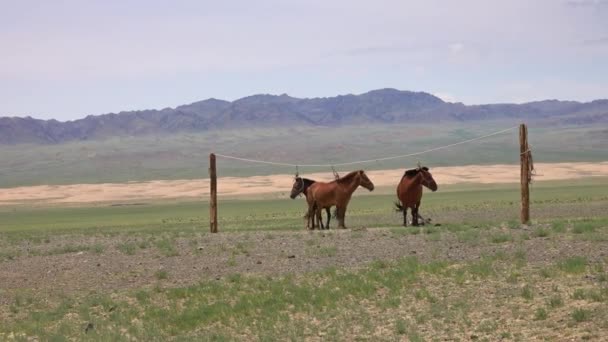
[[2, 178, 607, 237]]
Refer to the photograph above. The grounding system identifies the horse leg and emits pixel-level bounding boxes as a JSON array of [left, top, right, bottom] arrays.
[[403, 207, 408, 227], [314, 203, 321, 230], [308, 203, 316, 230], [336, 205, 347, 229], [412, 206, 419, 226], [325, 207, 331, 230], [316, 205, 324, 229]]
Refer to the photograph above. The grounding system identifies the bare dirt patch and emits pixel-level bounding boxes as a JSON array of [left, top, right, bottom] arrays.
[[1, 162, 608, 205]]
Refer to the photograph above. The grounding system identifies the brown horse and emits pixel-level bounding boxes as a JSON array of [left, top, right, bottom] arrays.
[[290, 177, 332, 229], [395, 166, 438, 226], [308, 170, 375, 229]]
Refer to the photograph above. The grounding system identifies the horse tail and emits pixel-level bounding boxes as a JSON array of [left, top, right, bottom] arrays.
[[394, 201, 404, 212]]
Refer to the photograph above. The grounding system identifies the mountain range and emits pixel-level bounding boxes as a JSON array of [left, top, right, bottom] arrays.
[[1, 88, 607, 144]]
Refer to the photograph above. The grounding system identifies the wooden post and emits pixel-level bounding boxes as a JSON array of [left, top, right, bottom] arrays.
[[519, 124, 530, 224], [209, 153, 218, 233]]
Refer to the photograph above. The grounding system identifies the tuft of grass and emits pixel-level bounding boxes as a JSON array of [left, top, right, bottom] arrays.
[[506, 220, 521, 229], [551, 221, 567, 233], [514, 249, 527, 268], [155, 270, 168, 280], [586, 290, 604, 302], [572, 289, 586, 300], [548, 295, 564, 308], [571, 308, 591, 323], [572, 289, 605, 302], [571, 221, 599, 234], [521, 285, 534, 300], [138, 240, 150, 249], [558, 257, 587, 274], [506, 271, 520, 284], [92, 243, 104, 254], [117, 242, 137, 255], [468, 258, 494, 278], [539, 267, 555, 278], [477, 319, 498, 333], [534, 308, 548, 320], [370, 260, 390, 270], [395, 318, 407, 335], [533, 227, 550, 238], [155, 239, 179, 257], [135, 290, 150, 304], [227, 256, 237, 267], [489, 232, 512, 244], [457, 230, 480, 244]]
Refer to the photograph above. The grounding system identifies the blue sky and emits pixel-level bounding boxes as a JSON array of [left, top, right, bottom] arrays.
[[1, 0, 608, 120]]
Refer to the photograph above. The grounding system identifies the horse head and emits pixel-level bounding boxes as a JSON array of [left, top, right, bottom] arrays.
[[417, 166, 438, 192], [357, 170, 375, 191], [290, 177, 305, 199]]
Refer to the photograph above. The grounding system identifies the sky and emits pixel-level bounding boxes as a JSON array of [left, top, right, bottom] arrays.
[[1, 0, 608, 121]]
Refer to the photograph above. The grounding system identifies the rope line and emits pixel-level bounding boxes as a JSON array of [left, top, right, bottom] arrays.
[[214, 125, 519, 168]]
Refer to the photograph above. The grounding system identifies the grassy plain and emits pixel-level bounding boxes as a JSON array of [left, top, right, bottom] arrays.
[[1, 122, 607, 187], [1, 177, 608, 340], [1, 177, 607, 237], [2, 226, 608, 341]]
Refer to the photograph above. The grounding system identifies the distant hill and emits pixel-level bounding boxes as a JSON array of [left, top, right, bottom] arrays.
[[1, 89, 608, 144]]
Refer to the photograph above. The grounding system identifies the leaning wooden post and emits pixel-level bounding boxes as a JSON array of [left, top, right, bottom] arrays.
[[519, 124, 530, 224], [209, 153, 218, 233]]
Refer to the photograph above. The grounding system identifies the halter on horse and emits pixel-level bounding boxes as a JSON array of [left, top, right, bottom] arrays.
[[290, 177, 332, 229]]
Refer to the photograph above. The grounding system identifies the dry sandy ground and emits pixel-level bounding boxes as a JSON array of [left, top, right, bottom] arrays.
[[1, 162, 608, 205]]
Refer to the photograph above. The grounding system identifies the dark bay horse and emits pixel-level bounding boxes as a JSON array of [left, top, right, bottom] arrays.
[[308, 170, 375, 229], [395, 166, 438, 226], [290, 177, 331, 229]]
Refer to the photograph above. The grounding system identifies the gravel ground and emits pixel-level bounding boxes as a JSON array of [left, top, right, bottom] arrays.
[[1, 226, 607, 302]]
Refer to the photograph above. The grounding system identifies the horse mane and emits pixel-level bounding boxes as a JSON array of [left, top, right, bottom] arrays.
[[301, 178, 316, 186], [336, 170, 362, 183], [403, 167, 429, 179]]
